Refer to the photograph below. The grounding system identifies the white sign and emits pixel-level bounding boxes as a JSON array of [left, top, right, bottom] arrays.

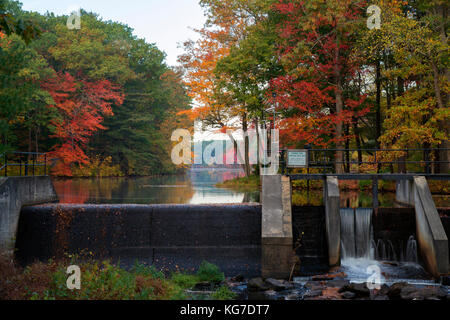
[[287, 150, 308, 168]]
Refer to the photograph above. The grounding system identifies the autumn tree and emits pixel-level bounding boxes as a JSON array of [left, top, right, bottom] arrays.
[[271, 0, 370, 173]]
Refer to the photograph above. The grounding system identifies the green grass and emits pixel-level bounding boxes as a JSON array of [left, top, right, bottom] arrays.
[[216, 175, 261, 191]]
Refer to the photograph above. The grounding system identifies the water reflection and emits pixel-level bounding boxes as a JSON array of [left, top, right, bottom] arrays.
[[52, 171, 448, 206], [292, 189, 449, 207], [52, 168, 259, 205]]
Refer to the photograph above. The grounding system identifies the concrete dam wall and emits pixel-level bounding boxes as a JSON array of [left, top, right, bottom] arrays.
[[16, 204, 262, 277], [14, 203, 450, 278], [0, 176, 57, 250], [15, 204, 330, 277]]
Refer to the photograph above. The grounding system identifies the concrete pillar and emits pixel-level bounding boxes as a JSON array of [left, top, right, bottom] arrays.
[[0, 176, 58, 251], [413, 176, 449, 277], [324, 176, 340, 266], [395, 179, 414, 206], [261, 175, 294, 279]]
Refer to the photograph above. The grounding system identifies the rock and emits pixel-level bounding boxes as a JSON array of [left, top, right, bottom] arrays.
[[400, 285, 422, 300], [341, 291, 356, 299], [377, 284, 390, 296], [193, 281, 213, 291], [419, 286, 448, 300], [265, 278, 294, 291], [247, 278, 271, 292], [338, 283, 370, 297], [231, 274, 244, 282], [400, 285, 447, 300], [387, 282, 409, 299], [304, 289, 323, 298], [326, 279, 350, 288], [285, 293, 301, 300], [304, 281, 319, 289], [312, 272, 347, 281]]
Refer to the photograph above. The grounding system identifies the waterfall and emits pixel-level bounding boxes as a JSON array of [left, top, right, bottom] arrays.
[[371, 236, 418, 262], [340, 208, 373, 260], [340, 208, 356, 259], [405, 236, 418, 263], [340, 208, 419, 264], [355, 208, 373, 259]]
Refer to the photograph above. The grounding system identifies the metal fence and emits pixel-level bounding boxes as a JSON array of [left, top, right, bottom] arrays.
[[280, 148, 450, 177], [0, 151, 48, 177]]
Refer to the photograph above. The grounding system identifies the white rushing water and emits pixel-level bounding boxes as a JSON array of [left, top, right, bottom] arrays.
[[339, 208, 434, 285]]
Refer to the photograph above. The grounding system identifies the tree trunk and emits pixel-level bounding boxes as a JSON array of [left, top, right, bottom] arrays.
[[334, 34, 344, 174], [375, 59, 382, 149], [352, 118, 362, 169], [242, 113, 251, 177], [345, 123, 350, 173], [255, 118, 261, 175]]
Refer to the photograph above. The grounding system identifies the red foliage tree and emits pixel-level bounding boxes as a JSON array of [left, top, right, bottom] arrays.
[[42, 72, 124, 176], [270, 0, 370, 171]]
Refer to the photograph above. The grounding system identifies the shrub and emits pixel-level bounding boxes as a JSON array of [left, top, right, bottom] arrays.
[[211, 286, 237, 300], [196, 261, 225, 284]]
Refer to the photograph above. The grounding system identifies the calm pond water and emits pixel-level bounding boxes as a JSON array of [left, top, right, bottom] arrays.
[[52, 168, 260, 205], [52, 169, 449, 207]]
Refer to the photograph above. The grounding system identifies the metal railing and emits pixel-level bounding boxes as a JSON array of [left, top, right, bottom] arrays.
[[0, 151, 48, 177], [280, 148, 450, 177]]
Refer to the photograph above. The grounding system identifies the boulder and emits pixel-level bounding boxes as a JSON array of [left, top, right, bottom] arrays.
[[247, 278, 271, 292], [265, 278, 294, 291], [377, 284, 390, 296], [387, 282, 409, 299], [338, 283, 370, 297]]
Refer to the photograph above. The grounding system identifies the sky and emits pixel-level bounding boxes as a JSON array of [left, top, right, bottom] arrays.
[[20, 0, 206, 66]]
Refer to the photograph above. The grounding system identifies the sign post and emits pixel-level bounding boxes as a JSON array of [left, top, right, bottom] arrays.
[[286, 149, 309, 168]]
